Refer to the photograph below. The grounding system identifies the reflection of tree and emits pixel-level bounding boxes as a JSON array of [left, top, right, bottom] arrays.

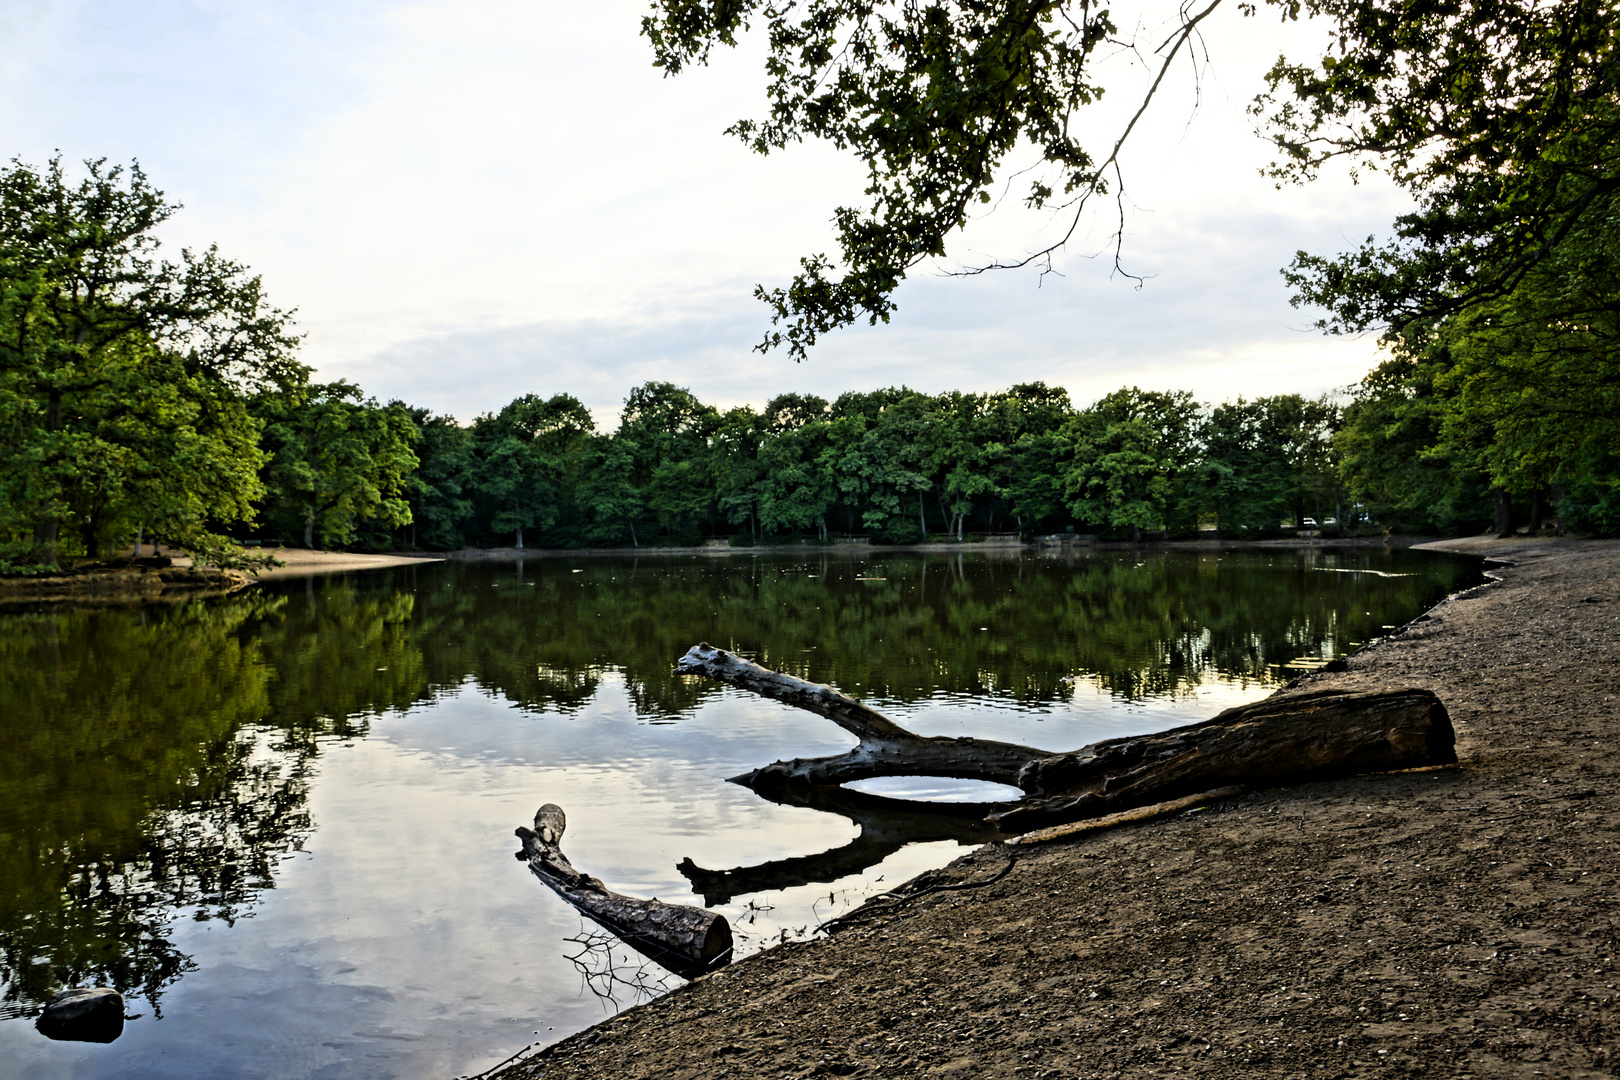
[[561, 925, 678, 1011], [0, 598, 299, 1014], [0, 582, 440, 1017], [329, 548, 1477, 721]]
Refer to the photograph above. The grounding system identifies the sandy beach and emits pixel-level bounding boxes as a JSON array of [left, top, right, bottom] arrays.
[[250, 548, 443, 578]]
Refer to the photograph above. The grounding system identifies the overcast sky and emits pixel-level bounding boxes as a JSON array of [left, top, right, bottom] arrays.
[[1, 0, 1410, 426]]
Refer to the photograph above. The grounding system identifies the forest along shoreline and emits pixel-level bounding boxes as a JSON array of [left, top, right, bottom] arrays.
[[493, 535, 1618, 1080]]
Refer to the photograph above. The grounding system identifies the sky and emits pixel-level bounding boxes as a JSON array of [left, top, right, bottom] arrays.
[[0, 0, 1413, 427]]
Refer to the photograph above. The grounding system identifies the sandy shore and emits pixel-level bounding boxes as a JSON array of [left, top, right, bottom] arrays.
[[251, 548, 443, 578], [493, 535, 1618, 1080]]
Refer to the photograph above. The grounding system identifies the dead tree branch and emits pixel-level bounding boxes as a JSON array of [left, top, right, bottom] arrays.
[[516, 804, 732, 978]]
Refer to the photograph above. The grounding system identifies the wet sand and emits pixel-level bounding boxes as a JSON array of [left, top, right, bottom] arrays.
[[491, 535, 1619, 1080]]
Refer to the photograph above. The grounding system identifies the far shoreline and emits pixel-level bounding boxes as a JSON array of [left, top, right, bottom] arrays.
[[431, 532, 1455, 562]]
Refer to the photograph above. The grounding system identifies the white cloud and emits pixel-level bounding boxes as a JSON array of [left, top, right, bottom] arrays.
[[2, 0, 1410, 419]]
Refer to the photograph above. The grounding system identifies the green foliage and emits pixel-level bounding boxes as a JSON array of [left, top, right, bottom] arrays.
[[0, 156, 304, 564], [643, 0, 1617, 366], [1063, 388, 1203, 538], [401, 407, 477, 550], [0, 558, 57, 576], [1333, 190, 1620, 536], [253, 382, 418, 550], [1260, 0, 1620, 334], [643, 0, 1127, 357], [470, 393, 593, 548]]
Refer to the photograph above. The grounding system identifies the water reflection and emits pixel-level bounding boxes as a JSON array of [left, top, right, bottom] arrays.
[[677, 782, 1012, 906], [0, 547, 1479, 1071]]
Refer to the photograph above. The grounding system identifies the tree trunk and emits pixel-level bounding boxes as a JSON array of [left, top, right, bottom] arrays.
[[990, 687, 1454, 831], [674, 644, 1456, 835], [1492, 487, 1515, 538], [1528, 488, 1548, 533], [918, 491, 927, 539], [304, 504, 316, 549], [515, 524, 524, 549], [627, 516, 639, 547], [516, 804, 731, 978]]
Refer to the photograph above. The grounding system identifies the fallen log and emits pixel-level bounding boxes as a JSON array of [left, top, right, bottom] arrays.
[[516, 804, 731, 979], [991, 687, 1455, 831], [674, 643, 1456, 833], [674, 643, 1057, 790]]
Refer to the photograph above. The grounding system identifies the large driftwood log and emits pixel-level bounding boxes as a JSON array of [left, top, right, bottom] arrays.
[[674, 643, 1056, 790], [673, 643, 1456, 833], [992, 687, 1455, 831], [516, 804, 731, 978]]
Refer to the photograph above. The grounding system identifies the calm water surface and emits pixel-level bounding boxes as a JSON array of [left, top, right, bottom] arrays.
[[0, 547, 1480, 1078]]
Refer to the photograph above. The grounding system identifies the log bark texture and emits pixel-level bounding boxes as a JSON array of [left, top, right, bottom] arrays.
[[990, 688, 1455, 831], [516, 804, 732, 978]]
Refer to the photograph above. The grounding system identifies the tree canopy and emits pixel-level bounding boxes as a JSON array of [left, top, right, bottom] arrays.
[[0, 156, 304, 565], [0, 157, 427, 567], [642, 0, 1619, 353]]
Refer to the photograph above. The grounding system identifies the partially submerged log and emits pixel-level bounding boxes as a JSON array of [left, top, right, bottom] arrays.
[[516, 804, 731, 978], [674, 643, 1056, 790], [674, 643, 1456, 833]]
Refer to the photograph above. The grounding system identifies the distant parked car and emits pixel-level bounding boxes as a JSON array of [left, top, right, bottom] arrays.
[[1301, 517, 1318, 527]]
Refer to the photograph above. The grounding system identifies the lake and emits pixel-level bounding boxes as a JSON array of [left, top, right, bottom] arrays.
[[0, 545, 1480, 1079]]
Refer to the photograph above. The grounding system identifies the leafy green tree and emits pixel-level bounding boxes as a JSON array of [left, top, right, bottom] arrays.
[[576, 434, 644, 546], [1260, 0, 1620, 335], [978, 383, 1076, 534], [1065, 388, 1202, 538], [614, 382, 720, 542], [712, 405, 765, 541], [400, 407, 476, 550], [1200, 394, 1342, 534], [1201, 398, 1292, 535], [645, 1, 1617, 358], [831, 390, 937, 541], [471, 393, 593, 548], [755, 396, 840, 539], [255, 382, 418, 549], [1335, 356, 1494, 534], [1424, 200, 1620, 533], [0, 156, 302, 564]]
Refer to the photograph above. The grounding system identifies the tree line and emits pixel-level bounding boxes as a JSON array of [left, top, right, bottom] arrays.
[[2, 155, 1614, 569], [358, 381, 1352, 551]]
